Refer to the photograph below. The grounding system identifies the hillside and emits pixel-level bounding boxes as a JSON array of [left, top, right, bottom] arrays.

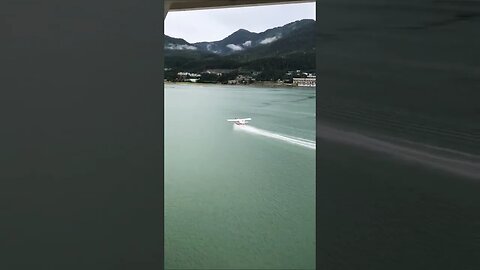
[[164, 19, 316, 74]]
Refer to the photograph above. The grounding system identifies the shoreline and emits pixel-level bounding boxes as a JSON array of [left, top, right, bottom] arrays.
[[164, 81, 315, 89]]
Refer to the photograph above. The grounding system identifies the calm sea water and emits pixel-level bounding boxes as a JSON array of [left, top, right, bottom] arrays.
[[164, 83, 316, 269]]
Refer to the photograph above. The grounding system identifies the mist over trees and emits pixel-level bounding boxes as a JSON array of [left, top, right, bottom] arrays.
[[164, 19, 316, 81]]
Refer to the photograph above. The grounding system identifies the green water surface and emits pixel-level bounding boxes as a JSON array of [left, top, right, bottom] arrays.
[[165, 83, 316, 269]]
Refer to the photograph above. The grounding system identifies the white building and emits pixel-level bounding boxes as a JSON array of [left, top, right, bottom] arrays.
[[177, 72, 201, 77], [293, 76, 316, 87]]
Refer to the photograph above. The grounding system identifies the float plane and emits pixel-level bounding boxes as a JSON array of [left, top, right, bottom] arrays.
[[227, 118, 251, 125]]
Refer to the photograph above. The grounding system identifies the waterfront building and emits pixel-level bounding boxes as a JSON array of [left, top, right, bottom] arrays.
[[293, 76, 316, 87]]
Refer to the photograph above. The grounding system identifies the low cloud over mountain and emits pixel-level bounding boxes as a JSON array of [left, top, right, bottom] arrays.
[[165, 19, 315, 56], [164, 19, 316, 73]]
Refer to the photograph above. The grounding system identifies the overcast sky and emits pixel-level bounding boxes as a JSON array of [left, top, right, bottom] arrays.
[[165, 2, 316, 43]]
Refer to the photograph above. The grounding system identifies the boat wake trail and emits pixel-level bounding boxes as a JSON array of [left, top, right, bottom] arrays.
[[235, 125, 316, 150], [317, 123, 480, 180]]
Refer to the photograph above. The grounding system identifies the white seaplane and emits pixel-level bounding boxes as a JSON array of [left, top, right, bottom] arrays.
[[227, 118, 251, 125]]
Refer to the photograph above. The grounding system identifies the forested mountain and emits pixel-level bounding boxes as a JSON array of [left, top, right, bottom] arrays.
[[164, 19, 316, 74]]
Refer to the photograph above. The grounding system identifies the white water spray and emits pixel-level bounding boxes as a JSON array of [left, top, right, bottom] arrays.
[[234, 125, 316, 150]]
